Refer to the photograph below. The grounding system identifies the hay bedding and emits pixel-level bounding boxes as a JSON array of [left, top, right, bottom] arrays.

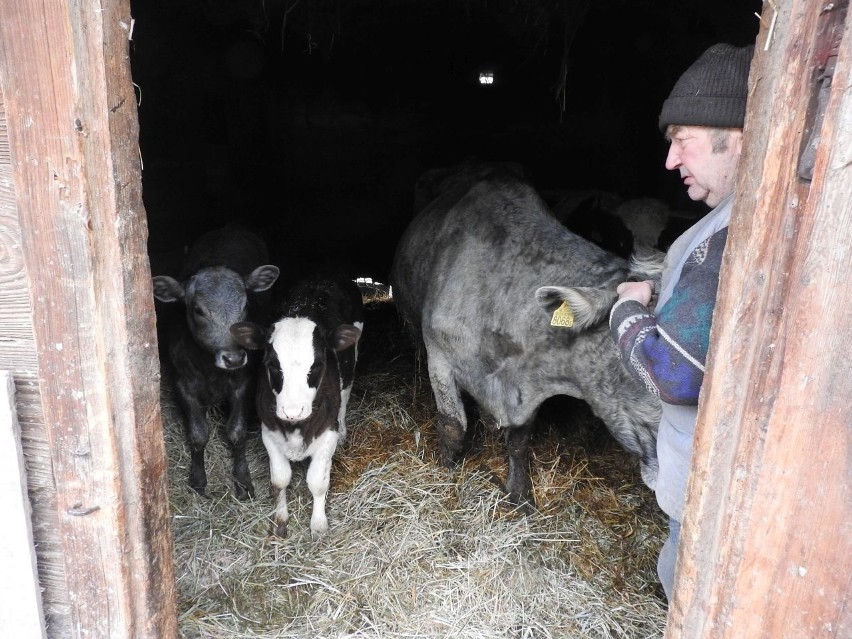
[[162, 300, 668, 638]]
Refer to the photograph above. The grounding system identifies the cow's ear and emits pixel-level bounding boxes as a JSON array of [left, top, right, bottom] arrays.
[[331, 324, 361, 352], [245, 265, 280, 293], [534, 285, 616, 331], [230, 321, 267, 350], [152, 276, 184, 303]]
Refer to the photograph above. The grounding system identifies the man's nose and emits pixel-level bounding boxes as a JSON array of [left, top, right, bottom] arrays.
[[665, 144, 681, 171]]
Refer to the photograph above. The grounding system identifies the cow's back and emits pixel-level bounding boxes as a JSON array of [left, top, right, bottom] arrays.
[[392, 164, 628, 335], [180, 223, 270, 279], [391, 163, 640, 425], [278, 272, 364, 330]]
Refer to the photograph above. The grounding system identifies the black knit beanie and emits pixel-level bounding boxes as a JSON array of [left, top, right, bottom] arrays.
[[658, 43, 754, 132]]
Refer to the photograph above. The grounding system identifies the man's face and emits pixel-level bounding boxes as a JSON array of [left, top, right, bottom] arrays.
[[665, 126, 743, 208]]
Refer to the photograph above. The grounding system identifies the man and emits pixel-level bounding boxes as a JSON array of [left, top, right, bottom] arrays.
[[609, 43, 754, 600]]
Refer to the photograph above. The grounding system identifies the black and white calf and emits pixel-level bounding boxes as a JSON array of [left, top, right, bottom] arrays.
[[152, 225, 280, 499], [231, 274, 364, 538]]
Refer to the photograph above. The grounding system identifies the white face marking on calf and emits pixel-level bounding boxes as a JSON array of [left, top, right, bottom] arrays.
[[270, 317, 320, 422]]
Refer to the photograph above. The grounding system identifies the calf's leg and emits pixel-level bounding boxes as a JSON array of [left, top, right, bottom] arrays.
[[262, 426, 293, 537], [226, 382, 255, 500], [335, 330, 361, 442], [305, 430, 339, 539], [175, 383, 210, 496], [337, 383, 353, 443]]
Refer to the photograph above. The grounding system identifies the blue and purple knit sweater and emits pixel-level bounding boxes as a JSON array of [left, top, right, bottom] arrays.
[[609, 227, 728, 406]]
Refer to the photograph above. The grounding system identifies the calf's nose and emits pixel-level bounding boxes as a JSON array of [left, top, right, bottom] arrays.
[[218, 350, 248, 370]]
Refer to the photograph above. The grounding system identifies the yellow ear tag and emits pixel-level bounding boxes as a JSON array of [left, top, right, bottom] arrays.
[[550, 300, 574, 328]]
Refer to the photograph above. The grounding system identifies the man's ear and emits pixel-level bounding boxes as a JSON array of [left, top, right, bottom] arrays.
[[732, 129, 744, 156]]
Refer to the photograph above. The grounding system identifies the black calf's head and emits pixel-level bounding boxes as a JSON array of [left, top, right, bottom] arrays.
[[153, 264, 279, 369]]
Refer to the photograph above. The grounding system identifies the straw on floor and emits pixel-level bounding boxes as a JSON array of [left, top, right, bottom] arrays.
[[162, 301, 668, 639]]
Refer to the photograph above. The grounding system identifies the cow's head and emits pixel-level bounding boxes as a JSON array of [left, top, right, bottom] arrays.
[[534, 285, 617, 331], [231, 318, 361, 422], [153, 264, 279, 369], [534, 249, 664, 331]]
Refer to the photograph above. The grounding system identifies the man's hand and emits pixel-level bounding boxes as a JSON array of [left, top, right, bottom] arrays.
[[616, 280, 654, 306]]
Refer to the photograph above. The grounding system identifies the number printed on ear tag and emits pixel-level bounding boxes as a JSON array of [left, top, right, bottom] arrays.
[[550, 300, 574, 328]]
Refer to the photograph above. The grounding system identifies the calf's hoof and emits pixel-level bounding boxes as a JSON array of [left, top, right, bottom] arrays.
[[233, 479, 255, 501], [310, 515, 329, 540], [271, 519, 288, 538], [189, 483, 209, 499]]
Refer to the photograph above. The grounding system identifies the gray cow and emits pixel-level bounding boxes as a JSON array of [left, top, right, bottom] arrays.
[[153, 224, 279, 499], [390, 161, 662, 507]]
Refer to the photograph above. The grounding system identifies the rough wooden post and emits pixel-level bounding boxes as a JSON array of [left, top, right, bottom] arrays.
[[667, 2, 851, 637], [0, 2, 177, 637]]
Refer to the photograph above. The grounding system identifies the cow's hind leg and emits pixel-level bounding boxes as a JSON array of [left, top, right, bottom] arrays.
[[262, 426, 293, 537], [426, 349, 467, 466], [505, 423, 535, 510], [335, 321, 362, 443]]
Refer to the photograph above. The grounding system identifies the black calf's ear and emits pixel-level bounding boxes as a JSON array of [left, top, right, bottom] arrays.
[[230, 322, 267, 349], [152, 276, 184, 303], [245, 265, 280, 293], [331, 324, 362, 352]]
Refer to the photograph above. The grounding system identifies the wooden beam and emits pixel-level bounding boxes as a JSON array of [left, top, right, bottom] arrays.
[[0, 371, 47, 639], [668, 1, 851, 637], [1, 90, 73, 636], [0, 2, 177, 638]]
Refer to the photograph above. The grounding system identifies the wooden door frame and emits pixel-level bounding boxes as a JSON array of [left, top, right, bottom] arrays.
[[669, 2, 851, 636], [0, 0, 848, 637], [0, 1, 177, 637]]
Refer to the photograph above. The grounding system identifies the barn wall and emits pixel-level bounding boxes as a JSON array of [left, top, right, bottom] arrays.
[[0, 1, 177, 637], [669, 1, 851, 637]]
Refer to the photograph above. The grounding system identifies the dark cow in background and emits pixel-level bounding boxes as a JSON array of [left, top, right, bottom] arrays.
[[391, 161, 662, 507], [543, 189, 702, 258], [232, 273, 364, 538], [412, 158, 529, 215], [543, 189, 634, 258], [153, 224, 280, 499]]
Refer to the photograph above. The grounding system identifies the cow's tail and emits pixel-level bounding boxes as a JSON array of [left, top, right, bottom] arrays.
[[627, 247, 665, 282]]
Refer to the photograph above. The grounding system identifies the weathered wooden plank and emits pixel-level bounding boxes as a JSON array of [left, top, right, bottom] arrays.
[[668, 1, 851, 637], [0, 1, 177, 637], [0, 371, 48, 639], [0, 103, 69, 636], [0, 101, 9, 164]]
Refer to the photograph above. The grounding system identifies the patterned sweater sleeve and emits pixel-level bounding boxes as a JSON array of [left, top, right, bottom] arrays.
[[609, 227, 728, 405]]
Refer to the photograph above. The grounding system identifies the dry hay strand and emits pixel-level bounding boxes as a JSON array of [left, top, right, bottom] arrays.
[[162, 301, 668, 638]]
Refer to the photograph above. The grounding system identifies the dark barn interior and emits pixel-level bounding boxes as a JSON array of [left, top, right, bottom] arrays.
[[133, 0, 761, 283], [131, 3, 763, 631]]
